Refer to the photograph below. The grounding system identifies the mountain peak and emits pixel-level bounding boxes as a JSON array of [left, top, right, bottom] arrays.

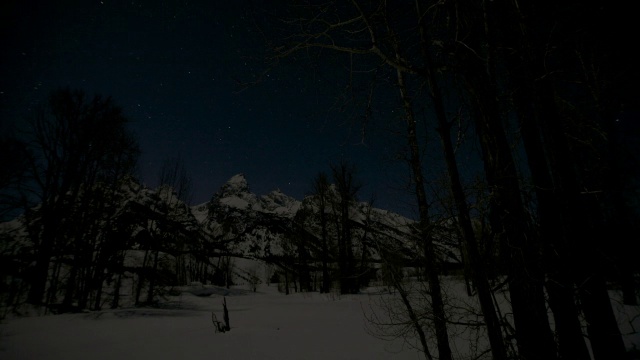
[[221, 173, 249, 195], [208, 173, 257, 211], [228, 173, 247, 185], [260, 189, 301, 216]]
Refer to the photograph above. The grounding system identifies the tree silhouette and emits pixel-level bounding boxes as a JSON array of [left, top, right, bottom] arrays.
[[312, 171, 332, 293], [257, 1, 638, 359], [25, 88, 139, 306], [330, 161, 362, 295]]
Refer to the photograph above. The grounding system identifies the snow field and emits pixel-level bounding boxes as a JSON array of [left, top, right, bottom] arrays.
[[0, 284, 424, 360]]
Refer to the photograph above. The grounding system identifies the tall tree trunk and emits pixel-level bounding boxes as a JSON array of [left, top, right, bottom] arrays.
[[77, 266, 89, 310], [465, 72, 557, 360], [495, 4, 589, 350], [62, 260, 78, 309], [540, 100, 627, 360], [447, 1, 558, 357], [284, 266, 290, 295], [296, 224, 311, 292], [135, 243, 150, 305], [341, 199, 354, 294], [332, 163, 359, 294], [147, 247, 159, 304], [396, 66, 452, 360], [484, 0, 627, 357], [336, 206, 347, 295], [391, 249, 433, 360], [111, 267, 122, 309], [512, 75, 591, 360], [27, 207, 58, 304], [433, 81, 508, 360], [321, 210, 330, 293], [93, 273, 104, 311], [580, 274, 628, 360], [414, 3, 508, 357], [45, 259, 62, 306]]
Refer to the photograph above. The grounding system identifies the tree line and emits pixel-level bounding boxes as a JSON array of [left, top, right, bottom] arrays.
[[0, 88, 431, 317], [0, 89, 219, 313]]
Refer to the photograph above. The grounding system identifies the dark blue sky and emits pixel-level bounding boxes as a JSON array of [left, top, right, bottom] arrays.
[[1, 0, 424, 217]]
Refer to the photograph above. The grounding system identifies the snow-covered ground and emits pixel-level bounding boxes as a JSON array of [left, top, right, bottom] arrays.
[[0, 284, 424, 360], [1, 280, 638, 360]]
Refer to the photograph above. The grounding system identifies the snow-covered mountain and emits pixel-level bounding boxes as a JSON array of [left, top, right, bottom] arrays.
[[0, 173, 460, 311], [197, 173, 300, 216], [195, 173, 458, 266], [196, 173, 304, 261]]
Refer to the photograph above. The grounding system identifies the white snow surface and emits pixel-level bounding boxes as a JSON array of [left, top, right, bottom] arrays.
[[1, 280, 639, 360], [0, 285, 424, 360]]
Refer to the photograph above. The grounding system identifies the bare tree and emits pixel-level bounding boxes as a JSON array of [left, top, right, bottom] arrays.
[[150, 155, 194, 296], [312, 171, 332, 293], [368, 237, 434, 360], [330, 160, 362, 295], [25, 88, 139, 306], [0, 135, 31, 222], [158, 154, 193, 204]]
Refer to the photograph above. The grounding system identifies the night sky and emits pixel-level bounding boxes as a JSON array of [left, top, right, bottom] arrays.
[[1, 1, 419, 217]]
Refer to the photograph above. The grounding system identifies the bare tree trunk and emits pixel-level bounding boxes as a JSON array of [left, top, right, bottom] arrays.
[[62, 260, 78, 309], [284, 267, 290, 295], [443, 1, 559, 357], [45, 259, 62, 306], [433, 82, 508, 360], [93, 275, 103, 311], [413, 3, 508, 357], [396, 66, 452, 360], [111, 270, 122, 309], [465, 72, 557, 359], [135, 242, 150, 305], [315, 173, 330, 293], [27, 210, 58, 304], [394, 262, 433, 360], [512, 78, 591, 360], [321, 215, 330, 293], [331, 162, 360, 294], [147, 248, 159, 304], [541, 98, 627, 360], [580, 275, 627, 360]]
